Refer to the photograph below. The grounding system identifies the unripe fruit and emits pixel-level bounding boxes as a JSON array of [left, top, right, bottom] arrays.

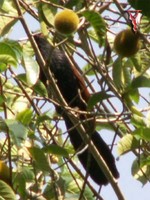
[[50, 155, 59, 164], [0, 161, 10, 184], [54, 9, 79, 35], [114, 29, 140, 57]]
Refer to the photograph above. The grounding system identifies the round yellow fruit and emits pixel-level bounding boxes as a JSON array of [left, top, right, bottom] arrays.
[[54, 9, 79, 35], [50, 155, 59, 164], [114, 29, 140, 57], [0, 161, 10, 184]]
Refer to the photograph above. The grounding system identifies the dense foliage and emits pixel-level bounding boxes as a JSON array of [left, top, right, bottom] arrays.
[[0, 0, 150, 200]]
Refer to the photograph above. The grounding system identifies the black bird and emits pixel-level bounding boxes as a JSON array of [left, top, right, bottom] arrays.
[[34, 34, 119, 185]]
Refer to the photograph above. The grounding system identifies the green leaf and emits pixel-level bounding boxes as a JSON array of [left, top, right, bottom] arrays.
[[132, 155, 150, 185], [41, 1, 57, 26], [141, 16, 150, 33], [88, 29, 100, 43], [122, 92, 142, 116], [123, 87, 140, 107], [127, 88, 139, 104], [66, 178, 93, 200], [0, 40, 22, 68], [117, 134, 140, 155], [0, 54, 16, 69], [65, 0, 82, 8], [130, 54, 141, 72], [141, 156, 150, 167], [5, 93, 30, 119], [13, 172, 26, 198], [36, 114, 51, 126], [0, 95, 5, 106], [28, 146, 50, 172], [82, 62, 95, 76], [131, 114, 145, 128], [16, 73, 28, 85], [145, 111, 150, 128], [33, 80, 48, 97], [132, 76, 150, 88], [0, 19, 18, 37], [130, 106, 143, 117], [0, 118, 8, 133], [128, 0, 150, 18], [43, 144, 69, 158], [0, 62, 7, 72], [0, 180, 16, 200], [19, 167, 34, 182], [133, 50, 150, 75], [13, 167, 34, 197], [0, 0, 17, 14], [133, 127, 150, 141], [23, 53, 40, 86], [87, 91, 113, 110], [112, 57, 123, 89], [5, 119, 28, 147], [122, 65, 131, 88], [96, 122, 114, 131], [43, 177, 65, 200], [113, 57, 132, 91], [82, 10, 106, 45], [16, 108, 33, 126], [7, 40, 22, 61], [0, 9, 18, 36]]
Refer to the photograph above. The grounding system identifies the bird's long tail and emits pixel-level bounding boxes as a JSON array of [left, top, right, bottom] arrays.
[[63, 115, 119, 185]]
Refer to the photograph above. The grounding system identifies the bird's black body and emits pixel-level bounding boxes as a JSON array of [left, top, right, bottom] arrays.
[[34, 34, 119, 185]]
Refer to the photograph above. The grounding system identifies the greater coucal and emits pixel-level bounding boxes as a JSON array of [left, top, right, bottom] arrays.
[[34, 34, 119, 185]]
